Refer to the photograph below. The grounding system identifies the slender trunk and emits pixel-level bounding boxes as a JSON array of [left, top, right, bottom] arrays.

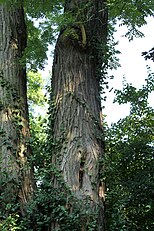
[[51, 0, 107, 230], [0, 3, 34, 216]]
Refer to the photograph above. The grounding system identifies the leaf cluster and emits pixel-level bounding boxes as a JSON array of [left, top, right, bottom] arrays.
[[107, 0, 154, 40], [142, 47, 154, 62], [27, 71, 46, 108]]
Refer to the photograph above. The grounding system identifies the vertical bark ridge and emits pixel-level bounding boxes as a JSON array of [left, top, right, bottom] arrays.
[[0, 4, 34, 216], [51, 0, 108, 229], [52, 44, 104, 229], [52, 46, 102, 189]]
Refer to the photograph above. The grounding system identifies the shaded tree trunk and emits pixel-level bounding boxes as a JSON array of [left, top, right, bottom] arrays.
[[0, 3, 34, 216], [51, 0, 108, 230]]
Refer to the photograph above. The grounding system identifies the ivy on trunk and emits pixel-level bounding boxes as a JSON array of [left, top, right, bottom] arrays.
[[50, 0, 108, 230], [0, 3, 34, 217]]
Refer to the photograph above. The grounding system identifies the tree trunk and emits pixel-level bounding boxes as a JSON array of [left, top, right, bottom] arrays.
[[51, 0, 107, 230], [0, 3, 34, 216]]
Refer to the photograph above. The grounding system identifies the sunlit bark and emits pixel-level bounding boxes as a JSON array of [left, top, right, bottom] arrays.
[[51, 0, 108, 230], [0, 3, 34, 216]]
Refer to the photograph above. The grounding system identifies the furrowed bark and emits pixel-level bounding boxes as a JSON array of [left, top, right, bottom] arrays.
[[51, 0, 108, 230], [0, 3, 34, 216]]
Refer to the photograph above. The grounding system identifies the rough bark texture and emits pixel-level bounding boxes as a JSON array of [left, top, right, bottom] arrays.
[[51, 0, 107, 230], [0, 4, 34, 216]]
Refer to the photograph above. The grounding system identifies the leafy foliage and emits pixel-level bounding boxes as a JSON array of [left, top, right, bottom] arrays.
[[27, 71, 46, 107], [107, 0, 154, 40], [22, 164, 98, 231], [0, 214, 23, 231], [22, 20, 48, 71], [105, 68, 154, 230], [24, 0, 64, 19], [1, 0, 154, 230], [142, 47, 154, 62], [26, 71, 48, 170]]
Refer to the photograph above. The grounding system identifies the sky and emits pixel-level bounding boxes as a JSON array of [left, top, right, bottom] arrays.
[[40, 17, 154, 125], [103, 17, 154, 125]]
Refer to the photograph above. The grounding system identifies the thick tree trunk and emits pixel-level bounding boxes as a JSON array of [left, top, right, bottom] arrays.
[[0, 4, 34, 216], [51, 0, 107, 230]]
